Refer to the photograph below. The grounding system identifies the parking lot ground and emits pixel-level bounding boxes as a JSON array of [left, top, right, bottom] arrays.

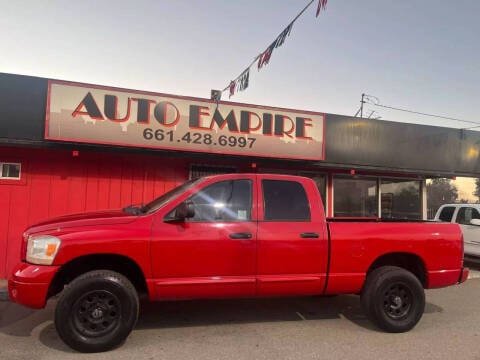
[[1, 274, 479, 360], [465, 259, 480, 280]]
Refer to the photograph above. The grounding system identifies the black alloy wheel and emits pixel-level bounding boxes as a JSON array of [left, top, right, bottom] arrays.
[[361, 266, 425, 333], [72, 290, 121, 338], [55, 270, 139, 353], [382, 283, 413, 320]]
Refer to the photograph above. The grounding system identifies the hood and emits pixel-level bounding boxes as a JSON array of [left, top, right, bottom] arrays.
[[27, 209, 138, 234]]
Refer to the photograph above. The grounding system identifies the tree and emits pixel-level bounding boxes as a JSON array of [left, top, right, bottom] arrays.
[[426, 178, 458, 215], [393, 185, 422, 219], [474, 179, 480, 201]]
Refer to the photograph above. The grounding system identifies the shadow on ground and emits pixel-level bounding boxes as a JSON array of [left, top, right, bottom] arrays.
[[135, 294, 443, 330], [0, 294, 444, 353], [465, 258, 480, 270], [135, 295, 370, 330]]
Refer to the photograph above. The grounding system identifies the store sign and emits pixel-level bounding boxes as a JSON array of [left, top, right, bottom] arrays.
[[45, 81, 325, 160]]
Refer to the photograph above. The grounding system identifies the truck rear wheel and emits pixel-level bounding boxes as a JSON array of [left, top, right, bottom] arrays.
[[361, 266, 425, 333], [55, 270, 139, 353]]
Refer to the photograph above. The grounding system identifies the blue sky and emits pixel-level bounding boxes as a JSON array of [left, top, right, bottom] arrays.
[[2, 0, 479, 129]]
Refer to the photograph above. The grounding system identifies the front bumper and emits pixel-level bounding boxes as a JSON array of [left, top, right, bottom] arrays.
[[458, 267, 469, 284], [8, 262, 60, 308]]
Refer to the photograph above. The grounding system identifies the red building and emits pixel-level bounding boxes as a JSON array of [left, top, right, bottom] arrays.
[[1, 73, 479, 279]]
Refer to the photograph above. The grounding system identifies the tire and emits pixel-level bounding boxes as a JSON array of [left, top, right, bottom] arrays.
[[361, 266, 425, 333], [55, 270, 139, 353]]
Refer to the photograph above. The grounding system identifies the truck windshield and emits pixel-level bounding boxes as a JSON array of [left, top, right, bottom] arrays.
[[139, 178, 203, 214]]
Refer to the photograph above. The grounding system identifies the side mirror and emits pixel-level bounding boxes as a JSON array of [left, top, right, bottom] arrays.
[[470, 219, 480, 226], [174, 200, 195, 220]]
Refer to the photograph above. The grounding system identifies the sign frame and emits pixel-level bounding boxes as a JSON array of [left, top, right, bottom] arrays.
[[45, 80, 326, 161]]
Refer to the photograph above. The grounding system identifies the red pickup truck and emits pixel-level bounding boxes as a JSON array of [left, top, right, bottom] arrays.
[[9, 174, 468, 352]]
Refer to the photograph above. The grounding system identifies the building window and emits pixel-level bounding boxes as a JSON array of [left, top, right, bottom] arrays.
[[262, 180, 311, 221], [189, 165, 236, 179], [0, 163, 21, 180], [380, 179, 422, 219], [334, 176, 377, 217]]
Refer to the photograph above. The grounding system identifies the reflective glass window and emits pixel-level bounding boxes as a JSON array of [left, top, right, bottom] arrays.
[[334, 177, 377, 217], [381, 179, 422, 219]]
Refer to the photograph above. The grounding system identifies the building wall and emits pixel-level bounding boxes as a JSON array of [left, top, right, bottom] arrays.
[[2, 72, 480, 178], [0, 146, 189, 278]]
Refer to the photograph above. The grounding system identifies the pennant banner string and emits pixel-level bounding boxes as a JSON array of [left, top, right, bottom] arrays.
[[221, 0, 328, 98]]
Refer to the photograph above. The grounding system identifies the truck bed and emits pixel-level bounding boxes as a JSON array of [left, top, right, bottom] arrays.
[[327, 217, 433, 223]]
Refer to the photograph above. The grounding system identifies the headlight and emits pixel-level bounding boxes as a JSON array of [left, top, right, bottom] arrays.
[[26, 235, 61, 265]]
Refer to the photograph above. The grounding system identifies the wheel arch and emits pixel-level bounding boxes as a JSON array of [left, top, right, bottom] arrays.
[[48, 254, 148, 298], [367, 252, 427, 287]]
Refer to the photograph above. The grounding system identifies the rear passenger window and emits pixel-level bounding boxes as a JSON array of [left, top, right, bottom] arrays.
[[262, 180, 310, 221], [438, 206, 455, 222], [456, 207, 480, 225]]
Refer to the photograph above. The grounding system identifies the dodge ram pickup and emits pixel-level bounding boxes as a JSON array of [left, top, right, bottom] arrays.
[[8, 174, 469, 352]]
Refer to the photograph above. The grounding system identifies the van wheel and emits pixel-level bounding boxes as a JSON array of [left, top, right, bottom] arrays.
[[55, 270, 139, 353], [361, 266, 425, 332]]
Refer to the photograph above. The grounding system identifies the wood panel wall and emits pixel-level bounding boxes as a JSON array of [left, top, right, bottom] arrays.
[[0, 146, 188, 278]]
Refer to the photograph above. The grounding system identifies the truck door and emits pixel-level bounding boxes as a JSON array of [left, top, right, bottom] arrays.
[[150, 176, 257, 299], [256, 175, 328, 296], [455, 206, 480, 257]]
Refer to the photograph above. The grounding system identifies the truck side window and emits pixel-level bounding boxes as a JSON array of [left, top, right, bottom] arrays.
[[181, 180, 252, 222], [456, 207, 480, 225], [262, 180, 310, 221], [438, 206, 455, 222]]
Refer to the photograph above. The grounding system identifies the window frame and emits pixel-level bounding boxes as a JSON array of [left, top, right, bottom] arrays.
[[0, 162, 21, 180], [332, 175, 378, 218], [189, 164, 237, 179], [261, 179, 311, 222], [438, 206, 456, 222], [0, 162, 26, 186], [259, 168, 327, 211], [166, 179, 254, 223], [379, 177, 422, 220], [455, 206, 480, 225]]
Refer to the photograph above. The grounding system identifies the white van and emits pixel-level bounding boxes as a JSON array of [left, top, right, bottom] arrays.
[[434, 204, 480, 258]]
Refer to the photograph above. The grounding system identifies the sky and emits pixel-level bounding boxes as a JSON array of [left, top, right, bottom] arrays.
[[1, 0, 480, 199]]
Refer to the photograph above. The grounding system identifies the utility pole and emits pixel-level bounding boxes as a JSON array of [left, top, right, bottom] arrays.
[[354, 93, 367, 118], [360, 93, 365, 118]]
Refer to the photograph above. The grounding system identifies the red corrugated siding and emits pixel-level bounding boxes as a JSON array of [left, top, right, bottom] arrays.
[[0, 146, 188, 278]]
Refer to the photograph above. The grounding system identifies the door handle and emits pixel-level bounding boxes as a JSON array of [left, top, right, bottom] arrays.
[[300, 232, 319, 238], [229, 233, 252, 239]]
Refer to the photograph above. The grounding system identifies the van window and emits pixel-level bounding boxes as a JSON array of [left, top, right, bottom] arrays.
[[438, 206, 455, 222]]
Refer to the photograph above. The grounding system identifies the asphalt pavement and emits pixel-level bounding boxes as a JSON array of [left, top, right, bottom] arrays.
[[1, 266, 480, 360], [0, 280, 7, 301]]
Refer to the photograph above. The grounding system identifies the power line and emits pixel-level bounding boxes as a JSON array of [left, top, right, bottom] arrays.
[[373, 103, 480, 126], [357, 94, 480, 128]]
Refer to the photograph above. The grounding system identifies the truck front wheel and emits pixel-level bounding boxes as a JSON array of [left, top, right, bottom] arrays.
[[55, 270, 139, 352], [361, 266, 425, 333]]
